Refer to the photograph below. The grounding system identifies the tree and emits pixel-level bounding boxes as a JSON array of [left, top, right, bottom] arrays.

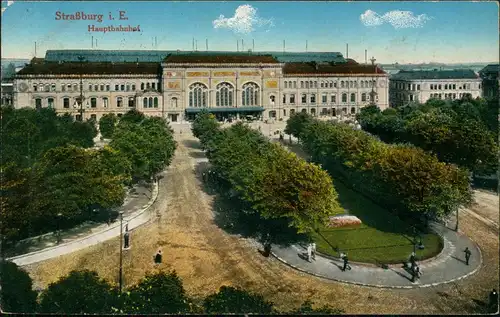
[[39, 270, 119, 314], [99, 113, 118, 138], [192, 111, 221, 149], [0, 261, 38, 313], [119, 109, 146, 125], [122, 271, 190, 314], [1, 63, 16, 80], [285, 112, 314, 141], [286, 300, 344, 315], [203, 286, 274, 314]]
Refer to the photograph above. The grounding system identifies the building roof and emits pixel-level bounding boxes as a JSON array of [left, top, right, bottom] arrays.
[[391, 69, 479, 80], [44, 50, 346, 63], [479, 64, 500, 74], [164, 54, 280, 64], [283, 62, 386, 75], [16, 59, 161, 75]]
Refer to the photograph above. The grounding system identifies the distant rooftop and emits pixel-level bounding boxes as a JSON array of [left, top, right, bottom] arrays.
[[391, 69, 479, 80], [479, 64, 500, 74], [164, 54, 279, 64], [44, 50, 346, 63], [283, 62, 385, 75]]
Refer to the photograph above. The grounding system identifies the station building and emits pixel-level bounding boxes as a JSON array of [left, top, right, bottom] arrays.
[[12, 50, 389, 122]]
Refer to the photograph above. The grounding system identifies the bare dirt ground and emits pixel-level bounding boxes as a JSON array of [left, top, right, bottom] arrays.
[[24, 131, 499, 314]]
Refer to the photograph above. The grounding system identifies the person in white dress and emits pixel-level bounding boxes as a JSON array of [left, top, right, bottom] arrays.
[[306, 244, 312, 262]]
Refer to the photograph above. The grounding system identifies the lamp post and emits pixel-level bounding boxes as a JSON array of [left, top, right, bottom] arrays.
[[56, 213, 63, 244], [119, 211, 124, 292]]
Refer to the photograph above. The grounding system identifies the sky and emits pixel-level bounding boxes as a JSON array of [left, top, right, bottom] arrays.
[[1, 1, 498, 64]]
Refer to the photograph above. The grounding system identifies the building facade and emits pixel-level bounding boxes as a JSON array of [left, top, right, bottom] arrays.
[[479, 64, 499, 100], [1, 82, 14, 106], [12, 51, 389, 122], [389, 69, 482, 107]]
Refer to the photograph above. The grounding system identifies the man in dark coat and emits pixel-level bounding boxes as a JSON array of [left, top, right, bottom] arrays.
[[342, 254, 351, 271], [464, 247, 472, 265], [154, 250, 162, 264]]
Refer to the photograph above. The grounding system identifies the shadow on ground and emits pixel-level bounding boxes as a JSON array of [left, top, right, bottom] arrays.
[[193, 162, 309, 248], [182, 139, 203, 150]]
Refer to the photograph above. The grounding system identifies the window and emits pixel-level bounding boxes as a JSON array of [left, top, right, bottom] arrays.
[[331, 95, 336, 103], [115, 85, 119, 91], [171, 97, 178, 108], [128, 97, 135, 107], [241, 82, 259, 106], [351, 107, 356, 114], [283, 109, 287, 116], [48, 98, 54, 108], [314, 81, 317, 88], [95, 85, 98, 91], [283, 94, 286, 104], [354, 81, 357, 88], [361, 93, 367, 102], [311, 108, 316, 116], [310, 94, 316, 103], [106, 85, 110, 91], [349, 81, 353, 88], [333, 82, 336, 88], [152, 83, 156, 90], [270, 96, 276, 104], [154, 97, 158, 108], [143, 97, 148, 108], [35, 98, 42, 109], [126, 85, 130, 92], [33, 84, 38, 92], [89, 85, 93, 91], [350, 93, 356, 102], [100, 85, 104, 91], [285, 81, 288, 89], [91, 114, 97, 120], [320, 82, 324, 88], [51, 84, 56, 92], [305, 81, 309, 89], [290, 94, 295, 104], [301, 109, 307, 113], [44, 84, 50, 92], [62, 84, 66, 92], [91, 97, 97, 108], [290, 109, 295, 116], [301, 94, 307, 104], [417, 84, 421, 90], [121, 85, 125, 91], [146, 83, 151, 89], [309, 81, 313, 88], [117, 97, 123, 107], [341, 81, 345, 88], [141, 83, 145, 90], [342, 93, 347, 103], [189, 82, 208, 107], [322, 94, 327, 103], [321, 108, 328, 115], [216, 82, 234, 107], [293, 81, 297, 88], [63, 98, 70, 108], [103, 97, 109, 108], [332, 108, 336, 116], [132, 84, 136, 91], [409, 95, 414, 101], [438, 84, 442, 90], [453, 84, 456, 89], [361, 81, 365, 88], [300, 81, 304, 88]]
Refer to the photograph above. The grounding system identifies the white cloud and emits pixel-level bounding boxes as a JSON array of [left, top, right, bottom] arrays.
[[1, 1, 14, 15], [213, 4, 274, 34], [360, 10, 431, 29]]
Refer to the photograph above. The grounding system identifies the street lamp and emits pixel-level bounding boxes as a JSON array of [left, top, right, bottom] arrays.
[[118, 211, 124, 292], [56, 213, 63, 244], [413, 227, 425, 253]]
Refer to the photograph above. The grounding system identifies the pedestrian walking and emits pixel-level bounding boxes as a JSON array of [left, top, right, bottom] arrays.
[[342, 253, 351, 271], [464, 247, 472, 265], [154, 250, 162, 264], [306, 244, 312, 262], [311, 242, 317, 261], [409, 252, 416, 270]]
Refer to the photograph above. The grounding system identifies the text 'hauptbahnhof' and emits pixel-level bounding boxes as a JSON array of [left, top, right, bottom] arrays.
[[13, 50, 389, 122]]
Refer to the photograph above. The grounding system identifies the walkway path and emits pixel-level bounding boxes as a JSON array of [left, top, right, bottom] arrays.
[[7, 180, 159, 267], [271, 222, 482, 289]]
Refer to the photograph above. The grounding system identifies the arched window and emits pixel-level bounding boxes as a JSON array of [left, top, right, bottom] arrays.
[[285, 81, 288, 89], [342, 93, 347, 103], [51, 84, 56, 91], [241, 82, 259, 106], [189, 83, 208, 108], [361, 93, 367, 102], [320, 82, 324, 88], [117, 97, 123, 107], [301, 94, 307, 104], [341, 81, 345, 88], [148, 97, 153, 108], [305, 81, 309, 89], [154, 97, 158, 108], [171, 97, 178, 108], [141, 83, 145, 90], [350, 93, 356, 102], [146, 83, 151, 89], [351, 107, 356, 114], [361, 81, 365, 88], [216, 82, 234, 107], [300, 81, 304, 88], [143, 97, 148, 108], [293, 81, 297, 88]]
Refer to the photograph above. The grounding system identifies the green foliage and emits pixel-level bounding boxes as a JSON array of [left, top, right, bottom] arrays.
[[110, 113, 176, 181], [286, 300, 344, 315], [122, 271, 190, 314], [291, 117, 473, 226], [98, 113, 118, 138], [356, 99, 498, 174], [0, 261, 38, 313], [195, 121, 342, 233], [192, 110, 221, 149], [39, 270, 119, 314], [285, 112, 314, 140], [119, 109, 146, 125], [203, 286, 274, 314]]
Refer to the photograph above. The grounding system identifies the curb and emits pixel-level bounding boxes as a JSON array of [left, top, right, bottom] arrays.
[[270, 248, 482, 289], [7, 180, 159, 263]]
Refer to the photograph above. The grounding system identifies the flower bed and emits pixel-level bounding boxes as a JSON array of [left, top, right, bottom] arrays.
[[328, 215, 362, 228]]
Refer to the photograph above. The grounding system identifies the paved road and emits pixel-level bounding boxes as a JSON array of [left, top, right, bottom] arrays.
[[271, 221, 482, 289], [7, 181, 159, 267]]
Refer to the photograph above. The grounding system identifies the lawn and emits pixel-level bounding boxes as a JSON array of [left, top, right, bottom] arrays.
[[309, 179, 443, 264]]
